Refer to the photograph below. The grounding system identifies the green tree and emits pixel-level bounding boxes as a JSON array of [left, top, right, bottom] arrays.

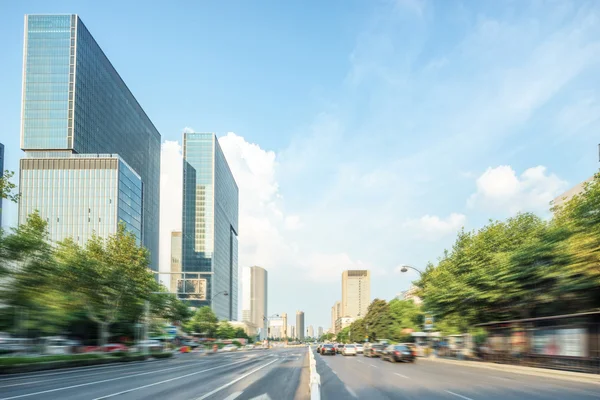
[[319, 332, 335, 342], [0, 170, 19, 204], [387, 299, 422, 340], [185, 306, 218, 337], [363, 299, 393, 341], [216, 321, 236, 339], [54, 223, 155, 346], [233, 327, 249, 339], [336, 326, 350, 343]]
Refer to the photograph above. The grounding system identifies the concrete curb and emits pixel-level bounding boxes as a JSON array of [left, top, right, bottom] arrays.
[[308, 347, 321, 400], [421, 356, 600, 385]]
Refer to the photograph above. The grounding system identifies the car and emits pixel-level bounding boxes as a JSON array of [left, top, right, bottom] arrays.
[[335, 344, 345, 354], [381, 344, 416, 363], [221, 344, 238, 352], [342, 344, 357, 356], [363, 343, 385, 357], [320, 344, 336, 355], [355, 344, 364, 354]]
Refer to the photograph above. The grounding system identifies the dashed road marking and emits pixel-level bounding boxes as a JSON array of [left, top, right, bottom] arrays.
[[223, 392, 243, 400], [395, 373, 408, 379], [345, 385, 358, 398], [445, 390, 474, 400]]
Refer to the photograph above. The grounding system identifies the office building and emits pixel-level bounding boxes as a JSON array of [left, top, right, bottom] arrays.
[[19, 155, 142, 245], [0, 143, 4, 227], [241, 266, 268, 337], [396, 284, 422, 305], [269, 316, 284, 339], [553, 176, 594, 210], [281, 313, 288, 339], [308, 325, 314, 338], [182, 132, 239, 319], [290, 325, 295, 339], [342, 270, 371, 319], [331, 301, 341, 333], [170, 231, 182, 293], [230, 320, 257, 338], [335, 316, 355, 333], [19, 15, 161, 269], [318, 327, 323, 338], [296, 311, 305, 340]]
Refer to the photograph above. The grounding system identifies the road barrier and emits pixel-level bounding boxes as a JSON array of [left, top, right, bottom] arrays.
[[308, 347, 321, 400]]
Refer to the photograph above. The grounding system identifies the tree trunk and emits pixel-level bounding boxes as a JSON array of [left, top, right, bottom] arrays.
[[98, 321, 109, 348]]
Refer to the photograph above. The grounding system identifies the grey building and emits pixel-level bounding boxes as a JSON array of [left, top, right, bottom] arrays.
[[241, 266, 268, 338], [318, 326, 323, 338], [0, 142, 4, 227], [182, 132, 239, 320], [170, 231, 182, 294], [296, 311, 305, 340], [19, 15, 160, 269]]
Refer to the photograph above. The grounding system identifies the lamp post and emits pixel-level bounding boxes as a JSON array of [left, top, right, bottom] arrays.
[[400, 265, 424, 277], [211, 290, 229, 301]]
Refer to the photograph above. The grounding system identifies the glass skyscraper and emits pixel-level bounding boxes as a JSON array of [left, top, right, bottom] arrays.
[[182, 133, 239, 320], [20, 15, 160, 269]]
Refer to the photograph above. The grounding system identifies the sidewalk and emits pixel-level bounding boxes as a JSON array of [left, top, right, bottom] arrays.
[[421, 356, 600, 385]]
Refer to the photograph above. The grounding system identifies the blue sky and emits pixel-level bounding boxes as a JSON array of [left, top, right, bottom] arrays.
[[1, 0, 599, 331]]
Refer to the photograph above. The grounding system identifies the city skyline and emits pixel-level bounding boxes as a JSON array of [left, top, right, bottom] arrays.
[[1, 2, 599, 329], [241, 266, 268, 337]]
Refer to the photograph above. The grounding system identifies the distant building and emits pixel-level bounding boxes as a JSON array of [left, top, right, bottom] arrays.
[[229, 320, 258, 338], [296, 311, 305, 340], [553, 176, 594, 210], [269, 317, 284, 339], [335, 316, 355, 333], [281, 313, 288, 339], [182, 132, 239, 319], [170, 231, 182, 294], [331, 301, 341, 333], [290, 325, 295, 339], [318, 327, 324, 338], [241, 266, 268, 339], [396, 284, 422, 305], [308, 325, 314, 338], [342, 270, 371, 319], [19, 15, 161, 270]]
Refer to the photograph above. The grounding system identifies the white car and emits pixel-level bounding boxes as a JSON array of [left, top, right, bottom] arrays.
[[221, 344, 238, 352], [342, 344, 357, 356], [355, 344, 364, 354]]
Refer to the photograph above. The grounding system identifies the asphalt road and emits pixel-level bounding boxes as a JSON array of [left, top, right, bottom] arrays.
[[0, 347, 307, 400], [315, 349, 600, 400]]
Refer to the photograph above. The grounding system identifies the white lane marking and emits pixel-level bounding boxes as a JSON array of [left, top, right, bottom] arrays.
[[345, 385, 358, 398], [194, 359, 279, 400], [0, 358, 207, 389], [369, 364, 377, 368], [249, 395, 272, 400], [445, 390, 474, 400], [356, 359, 365, 364], [223, 391, 243, 400], [395, 373, 408, 379], [0, 359, 245, 400]]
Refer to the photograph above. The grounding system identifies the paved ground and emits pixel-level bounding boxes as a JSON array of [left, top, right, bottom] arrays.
[[0, 348, 307, 400], [315, 349, 600, 400]]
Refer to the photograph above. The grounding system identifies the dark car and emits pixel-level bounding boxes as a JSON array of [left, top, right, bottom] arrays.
[[335, 344, 345, 354], [382, 344, 416, 363], [363, 343, 385, 357], [320, 344, 336, 355]]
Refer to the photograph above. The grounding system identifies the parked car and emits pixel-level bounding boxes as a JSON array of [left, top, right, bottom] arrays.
[[221, 344, 238, 352], [363, 343, 385, 357], [335, 344, 345, 354], [381, 344, 416, 363], [355, 344, 364, 354], [103, 343, 128, 353], [342, 344, 357, 356], [43, 337, 72, 355], [320, 344, 336, 356], [131, 340, 163, 353]]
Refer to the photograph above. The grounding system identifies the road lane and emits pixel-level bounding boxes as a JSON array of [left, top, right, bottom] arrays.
[[0, 348, 307, 400], [315, 349, 600, 400]]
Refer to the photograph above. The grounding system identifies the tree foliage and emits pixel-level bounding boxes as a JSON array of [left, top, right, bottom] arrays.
[[184, 306, 219, 337], [0, 170, 19, 204], [417, 174, 600, 332]]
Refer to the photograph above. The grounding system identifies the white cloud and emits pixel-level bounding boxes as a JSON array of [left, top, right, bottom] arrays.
[[468, 165, 568, 215], [159, 140, 183, 273], [403, 213, 466, 240]]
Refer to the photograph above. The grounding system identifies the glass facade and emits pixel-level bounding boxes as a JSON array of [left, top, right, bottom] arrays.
[[20, 15, 160, 269], [182, 133, 239, 320], [19, 154, 142, 245]]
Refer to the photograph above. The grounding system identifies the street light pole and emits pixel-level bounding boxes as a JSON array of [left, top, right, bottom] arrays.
[[400, 264, 424, 277]]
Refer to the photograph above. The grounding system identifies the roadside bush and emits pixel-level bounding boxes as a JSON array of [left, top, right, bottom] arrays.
[[0, 354, 104, 366], [232, 341, 242, 347], [151, 352, 173, 359]]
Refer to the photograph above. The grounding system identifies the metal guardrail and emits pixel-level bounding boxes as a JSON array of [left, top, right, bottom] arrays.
[[308, 347, 320, 400]]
